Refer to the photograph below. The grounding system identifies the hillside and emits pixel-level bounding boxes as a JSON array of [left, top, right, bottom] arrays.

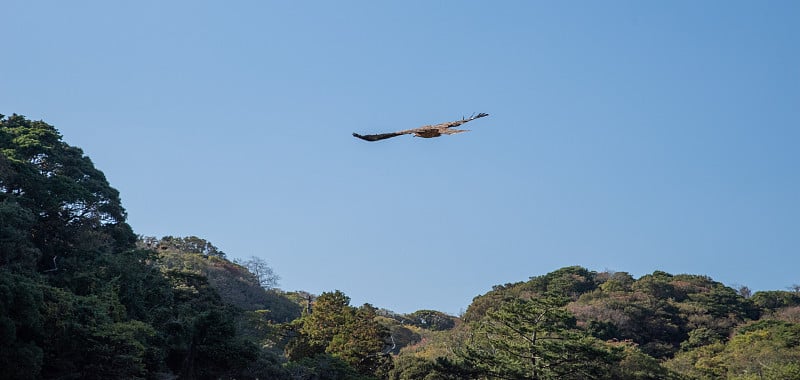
[[389, 267, 800, 379], [2, 114, 799, 379]]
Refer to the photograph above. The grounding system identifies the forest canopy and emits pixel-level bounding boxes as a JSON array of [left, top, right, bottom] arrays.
[[1, 114, 799, 379]]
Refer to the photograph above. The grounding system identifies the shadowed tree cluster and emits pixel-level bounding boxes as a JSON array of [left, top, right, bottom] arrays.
[[0, 115, 289, 379]]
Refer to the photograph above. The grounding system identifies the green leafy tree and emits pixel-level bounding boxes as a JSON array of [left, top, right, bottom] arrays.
[[608, 341, 680, 380], [721, 320, 800, 379], [295, 290, 355, 355], [461, 296, 620, 379], [0, 115, 293, 378], [0, 115, 153, 378], [0, 199, 39, 270], [666, 320, 800, 380], [286, 290, 392, 377], [160, 268, 271, 379], [751, 290, 800, 310], [157, 235, 226, 258], [328, 304, 393, 376], [527, 266, 599, 299], [389, 356, 475, 380], [0, 272, 44, 379], [285, 353, 373, 380], [0, 114, 135, 286], [598, 271, 635, 292], [403, 310, 456, 331]]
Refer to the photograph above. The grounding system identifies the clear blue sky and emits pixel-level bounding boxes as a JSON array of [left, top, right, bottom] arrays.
[[2, 1, 798, 314]]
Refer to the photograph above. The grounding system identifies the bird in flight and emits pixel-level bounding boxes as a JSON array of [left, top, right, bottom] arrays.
[[352, 113, 489, 142]]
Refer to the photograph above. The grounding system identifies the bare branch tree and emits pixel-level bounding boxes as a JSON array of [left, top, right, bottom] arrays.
[[237, 256, 280, 290]]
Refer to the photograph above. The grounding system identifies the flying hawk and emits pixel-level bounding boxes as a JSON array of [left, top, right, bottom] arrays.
[[352, 113, 489, 142]]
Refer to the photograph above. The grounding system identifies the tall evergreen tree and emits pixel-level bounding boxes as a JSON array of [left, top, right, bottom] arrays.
[[461, 296, 620, 379], [285, 290, 392, 377]]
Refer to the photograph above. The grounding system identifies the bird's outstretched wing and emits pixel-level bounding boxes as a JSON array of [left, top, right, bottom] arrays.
[[352, 131, 408, 141], [353, 113, 489, 142]]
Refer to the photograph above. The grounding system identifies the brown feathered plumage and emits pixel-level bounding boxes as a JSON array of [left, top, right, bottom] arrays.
[[353, 113, 489, 142]]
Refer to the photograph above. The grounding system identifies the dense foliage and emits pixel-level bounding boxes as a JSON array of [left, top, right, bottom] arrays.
[[0, 114, 291, 379], [2, 114, 799, 379]]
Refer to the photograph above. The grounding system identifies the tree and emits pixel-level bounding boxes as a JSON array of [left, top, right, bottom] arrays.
[[722, 320, 800, 379], [666, 320, 800, 380], [299, 290, 354, 354], [0, 272, 44, 379], [735, 284, 752, 299], [404, 310, 456, 331], [0, 115, 150, 378], [237, 255, 280, 290], [0, 115, 294, 378], [461, 296, 620, 379], [598, 271, 635, 292], [0, 114, 135, 277], [285, 290, 392, 377], [751, 290, 800, 310], [157, 235, 225, 258], [527, 266, 599, 299], [389, 356, 475, 380], [608, 341, 679, 380], [0, 199, 39, 270]]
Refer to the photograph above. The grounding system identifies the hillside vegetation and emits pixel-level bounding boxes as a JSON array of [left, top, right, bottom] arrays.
[[1, 114, 799, 379]]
